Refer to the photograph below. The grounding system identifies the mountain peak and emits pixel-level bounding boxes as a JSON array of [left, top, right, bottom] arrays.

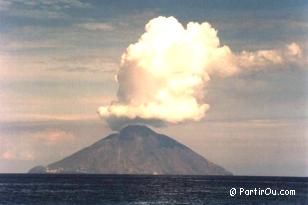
[[119, 125, 155, 136], [29, 124, 232, 175]]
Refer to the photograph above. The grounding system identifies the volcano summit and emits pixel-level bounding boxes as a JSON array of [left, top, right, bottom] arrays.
[[29, 125, 231, 175]]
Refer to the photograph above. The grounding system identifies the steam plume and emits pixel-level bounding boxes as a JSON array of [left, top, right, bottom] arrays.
[[98, 16, 303, 129]]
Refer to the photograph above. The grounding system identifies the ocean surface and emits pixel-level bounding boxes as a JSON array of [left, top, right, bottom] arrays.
[[0, 174, 307, 205]]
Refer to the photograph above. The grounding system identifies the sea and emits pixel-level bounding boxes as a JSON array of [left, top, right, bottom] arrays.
[[0, 174, 307, 205]]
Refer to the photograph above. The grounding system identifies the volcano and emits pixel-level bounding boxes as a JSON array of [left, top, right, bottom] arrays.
[[29, 125, 231, 175]]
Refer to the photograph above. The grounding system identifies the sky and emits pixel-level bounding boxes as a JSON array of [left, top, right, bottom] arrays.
[[0, 0, 307, 176]]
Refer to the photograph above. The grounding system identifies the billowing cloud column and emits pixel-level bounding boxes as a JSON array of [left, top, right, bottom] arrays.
[[98, 16, 303, 129]]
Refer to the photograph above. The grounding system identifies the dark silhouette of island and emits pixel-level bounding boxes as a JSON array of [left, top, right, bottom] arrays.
[[29, 125, 231, 175]]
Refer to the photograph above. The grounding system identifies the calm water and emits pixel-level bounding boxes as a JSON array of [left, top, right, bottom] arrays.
[[0, 174, 307, 205]]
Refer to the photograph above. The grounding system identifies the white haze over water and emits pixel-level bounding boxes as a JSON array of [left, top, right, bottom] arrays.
[[98, 16, 304, 129]]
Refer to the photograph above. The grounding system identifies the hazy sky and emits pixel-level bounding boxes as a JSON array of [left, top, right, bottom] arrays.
[[0, 0, 307, 176]]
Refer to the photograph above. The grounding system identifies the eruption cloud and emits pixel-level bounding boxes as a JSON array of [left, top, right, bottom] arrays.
[[98, 16, 303, 130]]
